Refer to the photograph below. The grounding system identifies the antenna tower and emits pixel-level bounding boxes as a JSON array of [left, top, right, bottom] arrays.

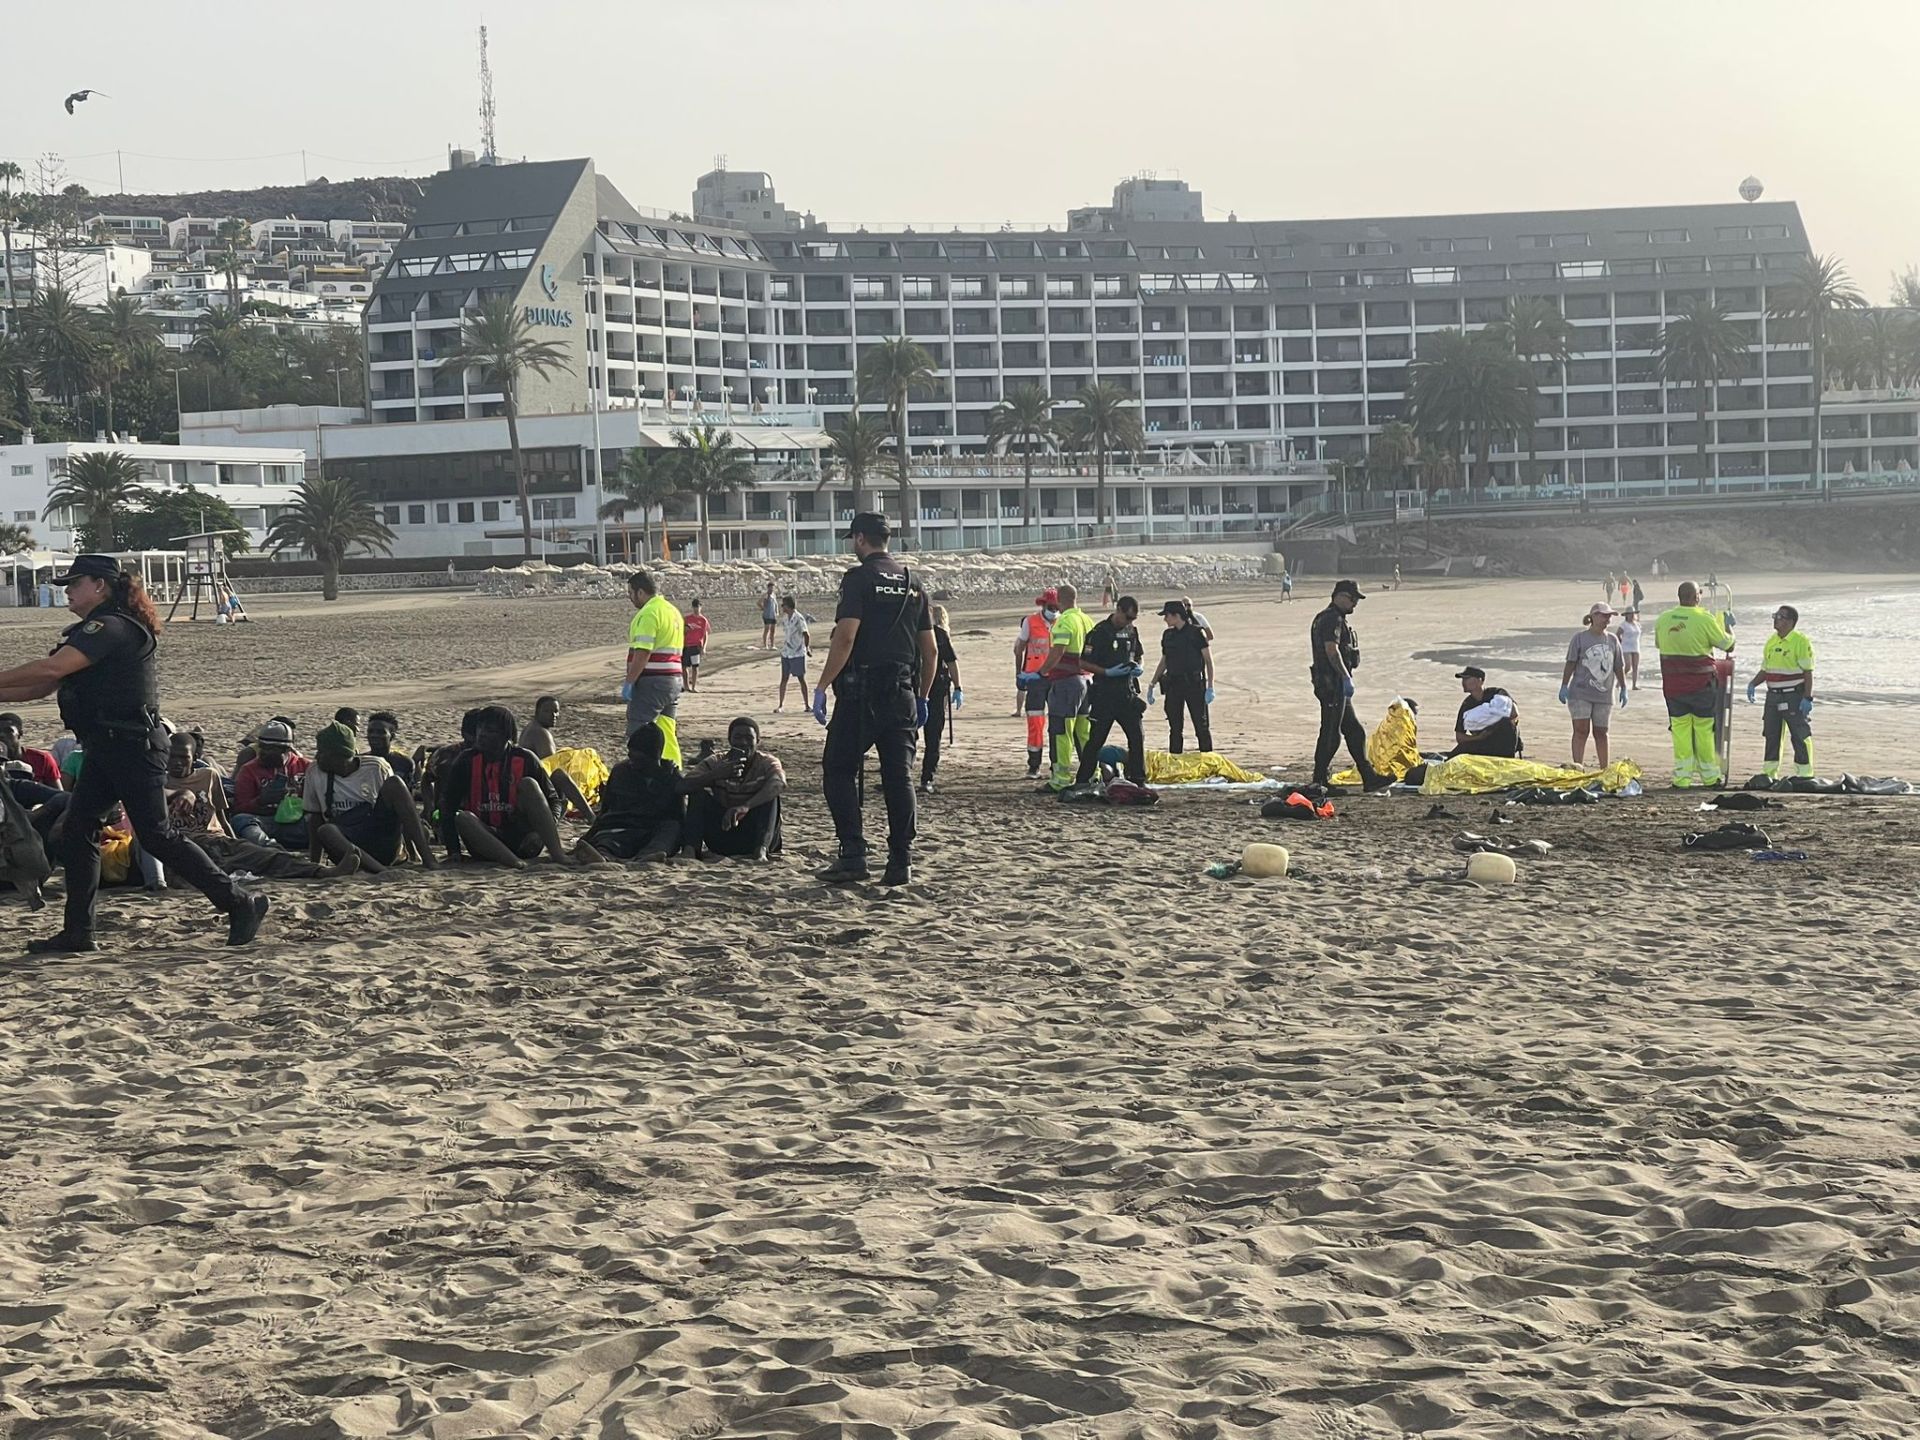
[[478, 26, 498, 164]]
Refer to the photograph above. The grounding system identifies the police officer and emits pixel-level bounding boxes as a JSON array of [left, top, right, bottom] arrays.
[[0, 555, 268, 953], [813, 513, 937, 886], [1309, 578, 1388, 791]]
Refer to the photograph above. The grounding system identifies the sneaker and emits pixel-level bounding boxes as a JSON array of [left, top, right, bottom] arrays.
[[917, 779, 935, 795], [226, 890, 269, 947], [1362, 771, 1395, 794], [817, 856, 870, 884], [24, 932, 97, 955], [880, 857, 912, 886]]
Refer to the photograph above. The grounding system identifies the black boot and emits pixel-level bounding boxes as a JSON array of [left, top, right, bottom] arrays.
[[880, 853, 912, 886], [817, 852, 870, 884], [227, 890, 269, 947], [24, 932, 97, 955]]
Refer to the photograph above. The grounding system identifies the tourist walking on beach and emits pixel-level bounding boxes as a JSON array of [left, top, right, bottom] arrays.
[[1655, 581, 1736, 788], [1603, 570, 1616, 601], [623, 570, 684, 765], [683, 599, 711, 693], [1038, 583, 1095, 791], [759, 581, 779, 649], [1147, 600, 1213, 754], [1617, 609, 1642, 689], [1308, 579, 1387, 791], [774, 596, 811, 713], [1618, 574, 1631, 610], [1559, 603, 1628, 768], [0, 554, 269, 953], [1073, 595, 1149, 790], [1746, 604, 1817, 780], [1281, 570, 1294, 602], [816, 512, 936, 886], [920, 605, 963, 794]]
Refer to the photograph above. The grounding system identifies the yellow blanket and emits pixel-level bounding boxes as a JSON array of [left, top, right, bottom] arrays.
[[545, 747, 610, 804], [1144, 750, 1267, 785], [1330, 699, 1423, 785], [1418, 756, 1643, 795]]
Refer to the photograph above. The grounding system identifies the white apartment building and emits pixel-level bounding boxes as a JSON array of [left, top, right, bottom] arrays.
[[84, 214, 168, 246], [167, 217, 244, 251], [2, 238, 153, 308], [0, 439, 307, 552]]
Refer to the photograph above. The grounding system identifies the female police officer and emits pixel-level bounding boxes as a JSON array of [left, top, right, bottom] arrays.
[[0, 554, 268, 954]]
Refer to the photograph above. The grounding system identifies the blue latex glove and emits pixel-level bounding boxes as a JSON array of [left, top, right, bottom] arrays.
[[811, 686, 828, 725], [914, 697, 930, 729], [619, 680, 633, 702], [1340, 675, 1354, 699], [1015, 671, 1036, 689], [1725, 610, 1737, 630], [1798, 697, 1813, 717], [1746, 680, 1759, 704], [1616, 684, 1629, 709], [1145, 685, 1157, 705], [1205, 685, 1216, 705], [953, 688, 965, 709], [1103, 662, 1132, 678], [1557, 682, 1571, 704]]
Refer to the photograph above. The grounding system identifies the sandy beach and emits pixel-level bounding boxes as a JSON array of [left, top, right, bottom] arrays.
[[1, 573, 1917, 1438]]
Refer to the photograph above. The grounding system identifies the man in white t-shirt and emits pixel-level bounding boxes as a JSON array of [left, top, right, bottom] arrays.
[[773, 595, 812, 713], [302, 722, 438, 872]]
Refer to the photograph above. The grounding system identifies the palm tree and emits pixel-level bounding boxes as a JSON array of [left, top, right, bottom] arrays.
[[1827, 308, 1919, 390], [1656, 300, 1750, 493], [93, 295, 162, 436], [826, 412, 888, 513], [1494, 296, 1578, 484], [264, 473, 395, 601], [0, 521, 31, 555], [1060, 380, 1143, 527], [1890, 267, 1920, 312], [599, 446, 683, 562], [672, 423, 757, 557], [21, 287, 100, 405], [986, 383, 1056, 540], [0, 332, 31, 438], [1407, 327, 1535, 488], [1366, 419, 1420, 490], [437, 294, 573, 555], [1768, 253, 1865, 501], [214, 219, 251, 311], [856, 337, 940, 545], [43, 449, 143, 547], [0, 160, 22, 323]]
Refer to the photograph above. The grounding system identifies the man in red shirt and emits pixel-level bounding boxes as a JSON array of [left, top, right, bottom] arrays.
[[231, 719, 311, 847], [0, 713, 62, 788], [683, 598, 712, 692]]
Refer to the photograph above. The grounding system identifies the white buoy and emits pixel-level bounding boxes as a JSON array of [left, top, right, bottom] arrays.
[[1465, 852, 1517, 885], [1240, 842, 1291, 878]]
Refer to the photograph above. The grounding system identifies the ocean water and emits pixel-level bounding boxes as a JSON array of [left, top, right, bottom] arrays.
[[1419, 582, 1920, 708]]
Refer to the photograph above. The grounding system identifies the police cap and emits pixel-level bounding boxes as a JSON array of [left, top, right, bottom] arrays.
[[51, 554, 123, 586], [843, 512, 891, 543]]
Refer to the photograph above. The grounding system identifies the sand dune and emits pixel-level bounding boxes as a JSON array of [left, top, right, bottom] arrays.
[[0, 575, 1916, 1437]]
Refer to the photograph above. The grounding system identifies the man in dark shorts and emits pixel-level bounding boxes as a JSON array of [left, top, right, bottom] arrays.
[[303, 721, 438, 872], [683, 599, 711, 692], [438, 706, 602, 868]]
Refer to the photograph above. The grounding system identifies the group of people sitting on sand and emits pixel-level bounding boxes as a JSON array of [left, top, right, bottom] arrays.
[[2, 697, 789, 896]]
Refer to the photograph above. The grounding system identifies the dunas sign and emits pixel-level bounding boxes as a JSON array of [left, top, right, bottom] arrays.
[[524, 264, 574, 327]]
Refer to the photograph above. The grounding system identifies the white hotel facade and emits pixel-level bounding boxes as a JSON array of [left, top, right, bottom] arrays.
[[17, 159, 1908, 566]]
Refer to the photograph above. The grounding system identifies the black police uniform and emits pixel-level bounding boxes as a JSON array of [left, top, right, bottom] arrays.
[[1074, 617, 1148, 786], [1308, 601, 1379, 786], [53, 603, 247, 939], [823, 550, 931, 867]]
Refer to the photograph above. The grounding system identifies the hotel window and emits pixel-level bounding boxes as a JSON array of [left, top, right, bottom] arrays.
[[1139, 274, 1178, 294], [1661, 256, 1708, 274], [493, 248, 535, 270], [1552, 233, 1590, 248], [901, 276, 937, 300], [435, 503, 451, 523], [1518, 235, 1550, 249], [951, 276, 985, 299], [457, 502, 475, 524], [1418, 238, 1454, 253], [382, 506, 400, 525], [9, 464, 31, 476], [1753, 224, 1789, 240], [1611, 258, 1657, 276], [852, 276, 890, 300], [1715, 226, 1751, 242], [1651, 228, 1689, 243], [1454, 237, 1490, 252], [1710, 254, 1757, 271], [395, 257, 436, 276], [482, 501, 500, 521], [1045, 278, 1076, 298], [1001, 276, 1035, 298], [1093, 274, 1127, 297], [442, 252, 486, 272], [1559, 260, 1605, 279], [407, 504, 426, 525], [1460, 264, 1508, 282]]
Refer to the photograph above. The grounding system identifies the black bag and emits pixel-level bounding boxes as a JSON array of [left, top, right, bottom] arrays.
[[1683, 821, 1771, 851]]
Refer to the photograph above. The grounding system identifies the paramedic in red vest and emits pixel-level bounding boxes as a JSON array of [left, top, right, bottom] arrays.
[[438, 705, 604, 867], [1014, 588, 1059, 778]]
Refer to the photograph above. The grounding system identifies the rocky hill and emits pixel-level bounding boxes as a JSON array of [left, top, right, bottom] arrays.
[[77, 175, 422, 225]]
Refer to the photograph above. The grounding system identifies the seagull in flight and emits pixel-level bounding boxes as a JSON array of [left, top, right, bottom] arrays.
[[63, 89, 110, 115]]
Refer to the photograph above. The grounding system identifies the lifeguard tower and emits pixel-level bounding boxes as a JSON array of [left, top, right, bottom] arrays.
[[166, 529, 245, 622]]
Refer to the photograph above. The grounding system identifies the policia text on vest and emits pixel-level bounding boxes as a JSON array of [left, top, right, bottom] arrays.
[[0, 554, 269, 954], [813, 514, 938, 887]]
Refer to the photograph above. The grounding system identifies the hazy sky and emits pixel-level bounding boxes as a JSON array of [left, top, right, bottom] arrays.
[[5, 0, 1915, 296]]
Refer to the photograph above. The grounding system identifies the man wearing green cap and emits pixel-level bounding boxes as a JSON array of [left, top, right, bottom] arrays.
[[303, 722, 439, 872]]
